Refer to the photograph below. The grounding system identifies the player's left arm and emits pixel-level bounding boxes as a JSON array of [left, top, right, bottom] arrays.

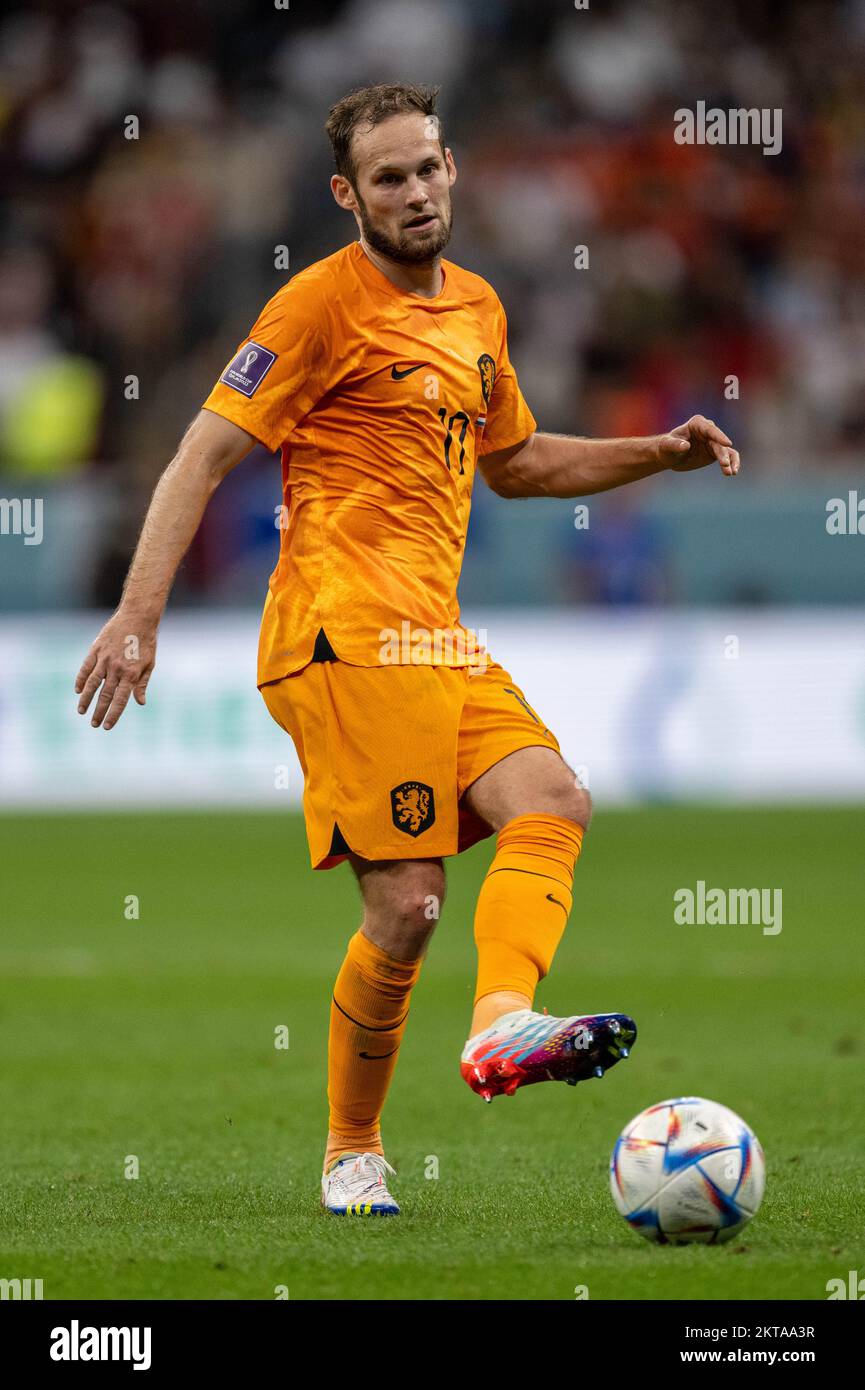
[[478, 416, 740, 499]]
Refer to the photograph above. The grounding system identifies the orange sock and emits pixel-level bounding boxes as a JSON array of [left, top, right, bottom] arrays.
[[324, 931, 422, 1173], [473, 813, 584, 1006]]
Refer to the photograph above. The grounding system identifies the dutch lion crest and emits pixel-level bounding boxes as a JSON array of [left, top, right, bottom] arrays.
[[390, 781, 436, 837], [477, 353, 496, 407]]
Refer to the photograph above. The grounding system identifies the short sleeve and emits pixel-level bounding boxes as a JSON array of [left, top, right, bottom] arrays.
[[202, 277, 338, 452], [477, 305, 537, 456]]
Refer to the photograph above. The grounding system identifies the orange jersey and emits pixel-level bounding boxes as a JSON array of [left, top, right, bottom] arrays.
[[202, 241, 536, 684]]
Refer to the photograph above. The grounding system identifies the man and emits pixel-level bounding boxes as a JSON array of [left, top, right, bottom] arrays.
[[75, 84, 740, 1218]]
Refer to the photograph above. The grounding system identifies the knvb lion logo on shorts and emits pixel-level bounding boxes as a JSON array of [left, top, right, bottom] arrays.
[[390, 781, 435, 837]]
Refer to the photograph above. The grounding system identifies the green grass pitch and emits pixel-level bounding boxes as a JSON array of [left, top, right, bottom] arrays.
[[0, 805, 862, 1301]]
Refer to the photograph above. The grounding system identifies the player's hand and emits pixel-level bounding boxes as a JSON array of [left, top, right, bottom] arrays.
[[656, 415, 740, 477], [74, 610, 158, 730]]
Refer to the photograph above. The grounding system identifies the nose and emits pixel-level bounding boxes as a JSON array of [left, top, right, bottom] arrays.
[[405, 178, 429, 207]]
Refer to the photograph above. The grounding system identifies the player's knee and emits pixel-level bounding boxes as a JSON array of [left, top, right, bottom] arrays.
[[392, 867, 446, 931], [566, 784, 592, 830], [536, 777, 591, 830], [367, 862, 445, 956]]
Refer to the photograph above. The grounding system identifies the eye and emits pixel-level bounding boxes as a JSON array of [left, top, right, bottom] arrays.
[[380, 173, 401, 185]]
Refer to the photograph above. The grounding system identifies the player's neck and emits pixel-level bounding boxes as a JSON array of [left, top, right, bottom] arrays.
[[358, 237, 443, 299]]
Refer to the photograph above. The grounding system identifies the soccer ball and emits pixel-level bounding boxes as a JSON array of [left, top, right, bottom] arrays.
[[610, 1096, 765, 1245]]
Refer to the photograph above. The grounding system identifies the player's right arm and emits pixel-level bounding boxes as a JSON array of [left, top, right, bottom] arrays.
[[74, 409, 256, 731]]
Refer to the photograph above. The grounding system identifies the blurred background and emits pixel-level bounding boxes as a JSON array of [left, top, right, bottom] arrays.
[[1, 0, 864, 806]]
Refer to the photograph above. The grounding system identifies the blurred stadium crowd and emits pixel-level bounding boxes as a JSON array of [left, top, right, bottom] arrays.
[[1, 0, 864, 609]]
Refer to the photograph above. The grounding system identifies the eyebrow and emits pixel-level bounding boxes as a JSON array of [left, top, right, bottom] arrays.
[[369, 152, 443, 176]]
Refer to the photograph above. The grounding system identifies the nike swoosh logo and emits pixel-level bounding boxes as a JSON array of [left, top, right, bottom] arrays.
[[546, 893, 568, 915], [391, 363, 429, 380], [359, 1048, 398, 1060]]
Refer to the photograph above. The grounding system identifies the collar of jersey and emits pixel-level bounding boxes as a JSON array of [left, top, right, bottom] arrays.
[[351, 239, 456, 309]]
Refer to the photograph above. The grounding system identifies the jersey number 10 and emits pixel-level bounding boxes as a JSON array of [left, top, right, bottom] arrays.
[[438, 408, 470, 475]]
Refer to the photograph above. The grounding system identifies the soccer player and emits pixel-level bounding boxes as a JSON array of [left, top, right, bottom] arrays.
[[75, 84, 740, 1217]]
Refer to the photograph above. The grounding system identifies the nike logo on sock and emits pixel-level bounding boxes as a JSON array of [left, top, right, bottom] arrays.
[[546, 892, 568, 915], [359, 1048, 398, 1060], [391, 363, 429, 380]]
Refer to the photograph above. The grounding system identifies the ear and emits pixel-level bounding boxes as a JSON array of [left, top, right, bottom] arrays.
[[330, 173, 358, 211], [444, 147, 457, 187]]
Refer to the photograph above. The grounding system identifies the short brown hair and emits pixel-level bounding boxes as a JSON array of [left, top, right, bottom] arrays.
[[325, 83, 443, 184]]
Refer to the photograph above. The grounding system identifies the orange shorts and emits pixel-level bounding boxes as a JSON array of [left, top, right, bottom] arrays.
[[260, 658, 561, 869]]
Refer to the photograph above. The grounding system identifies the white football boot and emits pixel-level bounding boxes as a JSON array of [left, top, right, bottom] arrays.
[[320, 1151, 400, 1216]]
